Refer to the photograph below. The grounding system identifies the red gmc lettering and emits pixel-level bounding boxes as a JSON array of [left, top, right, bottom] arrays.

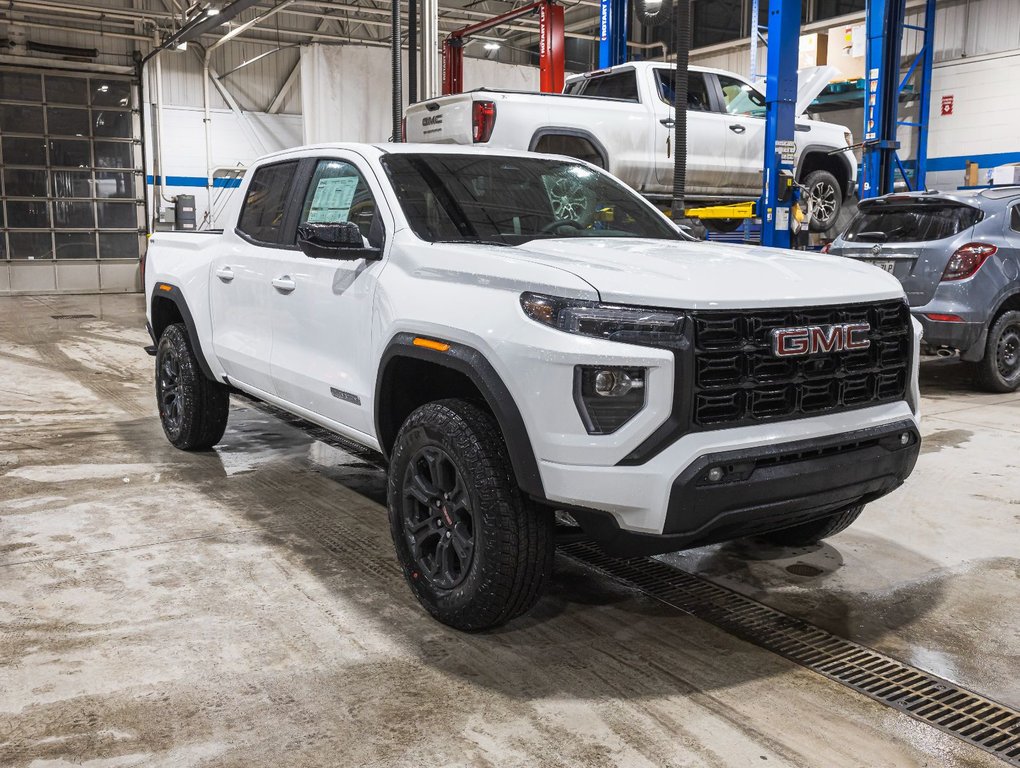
[[809, 325, 844, 353], [775, 328, 810, 356]]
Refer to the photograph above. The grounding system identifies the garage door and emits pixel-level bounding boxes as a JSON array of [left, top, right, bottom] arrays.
[[0, 67, 144, 295]]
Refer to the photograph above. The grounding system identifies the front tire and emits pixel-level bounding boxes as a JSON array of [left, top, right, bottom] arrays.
[[975, 310, 1020, 392], [804, 169, 843, 233], [387, 399, 554, 631], [758, 505, 865, 547], [155, 323, 230, 450]]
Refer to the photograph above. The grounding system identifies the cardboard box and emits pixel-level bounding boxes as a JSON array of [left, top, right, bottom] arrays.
[[965, 161, 979, 187], [799, 32, 829, 69], [826, 23, 865, 80], [991, 164, 1020, 186]]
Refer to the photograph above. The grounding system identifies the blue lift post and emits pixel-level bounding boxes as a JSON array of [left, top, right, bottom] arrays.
[[598, 0, 627, 68], [860, 0, 937, 198], [760, 0, 801, 248]]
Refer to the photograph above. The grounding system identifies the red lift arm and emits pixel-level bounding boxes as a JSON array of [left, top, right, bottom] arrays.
[[442, 0, 565, 95]]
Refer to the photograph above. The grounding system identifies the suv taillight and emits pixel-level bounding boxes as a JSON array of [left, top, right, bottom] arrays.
[[400, 116, 406, 142], [941, 242, 996, 281], [472, 100, 496, 143]]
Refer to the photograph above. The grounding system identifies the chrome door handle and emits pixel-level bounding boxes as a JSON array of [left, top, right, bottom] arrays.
[[215, 266, 234, 282], [660, 118, 675, 128], [271, 276, 296, 293], [729, 124, 746, 134]]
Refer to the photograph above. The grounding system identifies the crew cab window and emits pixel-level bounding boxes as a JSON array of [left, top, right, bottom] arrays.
[[578, 71, 639, 102], [380, 153, 681, 245], [1011, 204, 1020, 234], [654, 69, 712, 111], [237, 160, 299, 244], [298, 159, 382, 247], [717, 74, 766, 117]]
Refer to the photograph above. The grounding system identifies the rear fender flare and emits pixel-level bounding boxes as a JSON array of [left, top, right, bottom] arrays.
[[150, 284, 217, 382]]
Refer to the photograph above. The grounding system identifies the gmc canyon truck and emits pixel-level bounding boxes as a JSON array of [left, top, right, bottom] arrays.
[[404, 62, 856, 232], [145, 143, 921, 631]]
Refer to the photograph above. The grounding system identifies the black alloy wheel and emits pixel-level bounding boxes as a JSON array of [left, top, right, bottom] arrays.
[[157, 344, 184, 434], [401, 445, 476, 590]]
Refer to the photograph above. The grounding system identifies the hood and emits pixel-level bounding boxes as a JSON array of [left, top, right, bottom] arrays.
[[499, 237, 905, 309], [796, 65, 839, 115], [754, 65, 838, 116]]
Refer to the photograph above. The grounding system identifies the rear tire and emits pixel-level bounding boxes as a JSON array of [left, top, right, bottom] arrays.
[[975, 310, 1020, 393], [387, 398, 554, 631], [155, 323, 230, 450], [804, 169, 843, 233], [758, 505, 865, 547]]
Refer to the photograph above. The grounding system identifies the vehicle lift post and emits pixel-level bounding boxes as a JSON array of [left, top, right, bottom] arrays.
[[860, 0, 937, 198], [759, 0, 800, 248], [598, 0, 627, 68], [442, 0, 565, 95]]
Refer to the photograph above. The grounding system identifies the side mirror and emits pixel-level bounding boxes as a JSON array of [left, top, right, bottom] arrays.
[[297, 222, 382, 261]]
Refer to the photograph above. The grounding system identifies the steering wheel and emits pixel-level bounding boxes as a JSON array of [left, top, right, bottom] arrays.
[[541, 218, 584, 234]]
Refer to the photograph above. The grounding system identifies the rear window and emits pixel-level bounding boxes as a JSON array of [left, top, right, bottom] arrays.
[[843, 204, 982, 244], [577, 71, 639, 102]]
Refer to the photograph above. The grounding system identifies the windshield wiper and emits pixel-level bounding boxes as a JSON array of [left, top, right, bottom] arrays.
[[434, 239, 513, 247], [854, 231, 888, 243]]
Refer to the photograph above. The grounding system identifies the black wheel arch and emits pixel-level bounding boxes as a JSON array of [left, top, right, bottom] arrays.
[[529, 128, 610, 169], [797, 145, 853, 199], [375, 333, 545, 499], [149, 284, 217, 382]]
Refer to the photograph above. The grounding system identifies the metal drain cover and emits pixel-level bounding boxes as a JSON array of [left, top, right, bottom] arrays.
[[560, 541, 1020, 765], [50, 314, 97, 320]]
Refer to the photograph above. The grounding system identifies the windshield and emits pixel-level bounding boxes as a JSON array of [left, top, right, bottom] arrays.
[[843, 203, 982, 243], [380, 153, 682, 245]]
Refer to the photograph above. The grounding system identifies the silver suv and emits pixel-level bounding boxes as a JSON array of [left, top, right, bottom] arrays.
[[827, 188, 1020, 391]]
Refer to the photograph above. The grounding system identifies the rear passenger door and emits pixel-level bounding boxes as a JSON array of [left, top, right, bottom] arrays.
[[713, 73, 768, 195], [210, 159, 300, 395], [266, 155, 388, 439]]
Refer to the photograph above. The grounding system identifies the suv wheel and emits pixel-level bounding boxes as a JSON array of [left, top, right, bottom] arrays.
[[155, 323, 230, 450], [975, 310, 1020, 392], [758, 505, 864, 547], [388, 398, 554, 631], [804, 169, 842, 233]]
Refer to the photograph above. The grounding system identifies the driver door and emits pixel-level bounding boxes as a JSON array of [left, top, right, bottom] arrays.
[[266, 155, 388, 437]]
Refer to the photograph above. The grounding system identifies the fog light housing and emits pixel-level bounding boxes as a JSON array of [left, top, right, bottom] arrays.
[[575, 366, 646, 434]]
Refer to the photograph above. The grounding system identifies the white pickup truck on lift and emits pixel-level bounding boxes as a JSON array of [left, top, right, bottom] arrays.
[[405, 62, 855, 232]]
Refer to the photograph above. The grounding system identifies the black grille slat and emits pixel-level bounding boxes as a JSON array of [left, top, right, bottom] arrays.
[[691, 300, 911, 429]]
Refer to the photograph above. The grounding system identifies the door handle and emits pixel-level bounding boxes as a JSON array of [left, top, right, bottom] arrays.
[[729, 124, 747, 134], [215, 266, 234, 282], [660, 118, 675, 128], [271, 276, 296, 293]]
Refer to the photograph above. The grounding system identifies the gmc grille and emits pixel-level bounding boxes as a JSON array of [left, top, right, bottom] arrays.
[[690, 300, 911, 429]]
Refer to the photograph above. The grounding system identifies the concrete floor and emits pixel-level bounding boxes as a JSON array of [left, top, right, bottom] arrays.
[[1, 293, 1017, 767]]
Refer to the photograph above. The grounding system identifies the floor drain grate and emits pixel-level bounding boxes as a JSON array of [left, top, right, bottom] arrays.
[[50, 314, 97, 320], [560, 540, 1020, 765]]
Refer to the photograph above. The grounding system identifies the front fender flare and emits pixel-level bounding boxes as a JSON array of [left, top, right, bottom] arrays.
[[375, 333, 545, 500]]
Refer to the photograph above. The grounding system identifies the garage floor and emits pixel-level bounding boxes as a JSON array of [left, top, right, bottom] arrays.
[[2, 294, 1018, 767]]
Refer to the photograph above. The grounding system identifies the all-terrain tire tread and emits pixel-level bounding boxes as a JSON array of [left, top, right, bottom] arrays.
[[157, 324, 229, 451]]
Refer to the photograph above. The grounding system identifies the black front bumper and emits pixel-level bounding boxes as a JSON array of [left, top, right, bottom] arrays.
[[572, 419, 920, 558]]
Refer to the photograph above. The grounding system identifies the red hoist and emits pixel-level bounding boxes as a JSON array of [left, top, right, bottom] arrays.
[[442, 0, 565, 96]]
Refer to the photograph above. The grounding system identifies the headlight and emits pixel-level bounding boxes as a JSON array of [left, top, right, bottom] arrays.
[[520, 292, 685, 347], [844, 130, 853, 148]]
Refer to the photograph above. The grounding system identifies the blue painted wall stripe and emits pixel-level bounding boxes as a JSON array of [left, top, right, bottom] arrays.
[[146, 175, 243, 188], [924, 152, 1020, 173]]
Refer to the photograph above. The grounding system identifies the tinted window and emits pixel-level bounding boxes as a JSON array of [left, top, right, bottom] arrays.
[[1011, 205, 1020, 234], [237, 161, 299, 244], [580, 71, 639, 102], [381, 154, 681, 245], [844, 204, 982, 243], [717, 74, 767, 117], [299, 160, 381, 246], [654, 70, 712, 111]]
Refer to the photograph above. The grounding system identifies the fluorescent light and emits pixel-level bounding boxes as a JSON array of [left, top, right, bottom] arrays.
[[98, 84, 109, 92], [175, 40, 188, 51], [483, 42, 500, 51], [206, 7, 219, 15]]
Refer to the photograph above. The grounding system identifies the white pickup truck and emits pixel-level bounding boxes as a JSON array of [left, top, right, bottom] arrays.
[[405, 62, 856, 231], [145, 143, 920, 631]]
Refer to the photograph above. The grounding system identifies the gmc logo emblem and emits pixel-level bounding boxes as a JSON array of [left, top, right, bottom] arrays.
[[422, 115, 443, 126], [771, 323, 871, 357]]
